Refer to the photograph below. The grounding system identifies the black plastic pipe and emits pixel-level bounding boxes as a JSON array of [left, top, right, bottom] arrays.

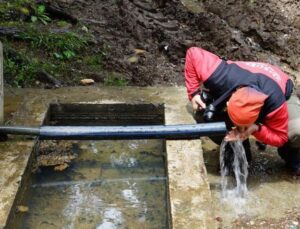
[[0, 126, 40, 135], [0, 122, 227, 140]]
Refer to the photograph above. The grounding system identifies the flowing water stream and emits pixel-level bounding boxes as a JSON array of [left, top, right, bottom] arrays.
[[220, 140, 248, 198], [202, 137, 300, 227]]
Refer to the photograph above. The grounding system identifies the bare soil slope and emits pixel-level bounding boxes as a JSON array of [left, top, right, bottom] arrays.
[[34, 0, 300, 87]]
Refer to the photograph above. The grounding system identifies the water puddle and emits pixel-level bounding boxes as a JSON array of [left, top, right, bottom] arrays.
[[13, 139, 169, 229]]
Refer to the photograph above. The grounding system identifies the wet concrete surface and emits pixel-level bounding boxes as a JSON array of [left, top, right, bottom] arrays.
[[202, 137, 300, 228], [1, 86, 213, 228], [3, 86, 300, 228], [0, 141, 34, 228]]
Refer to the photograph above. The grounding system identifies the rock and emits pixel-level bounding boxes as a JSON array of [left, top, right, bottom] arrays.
[[292, 16, 300, 30], [81, 25, 89, 32], [54, 163, 69, 171], [16, 205, 29, 213], [127, 55, 139, 63], [215, 216, 223, 222], [134, 48, 146, 54], [33, 140, 77, 172], [36, 155, 76, 167], [37, 70, 62, 88], [80, 78, 95, 85]]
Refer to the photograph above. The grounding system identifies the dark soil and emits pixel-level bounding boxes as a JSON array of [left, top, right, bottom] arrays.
[[45, 0, 300, 87]]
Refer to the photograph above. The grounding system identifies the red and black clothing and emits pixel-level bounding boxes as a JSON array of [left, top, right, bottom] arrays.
[[185, 47, 290, 147]]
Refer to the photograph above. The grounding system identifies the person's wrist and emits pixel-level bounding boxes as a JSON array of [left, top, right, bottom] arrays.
[[192, 93, 201, 101], [255, 123, 261, 132], [191, 88, 201, 98]]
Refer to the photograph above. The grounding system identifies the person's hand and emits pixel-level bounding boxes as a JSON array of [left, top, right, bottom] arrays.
[[225, 128, 242, 141], [225, 124, 259, 141], [191, 94, 206, 111]]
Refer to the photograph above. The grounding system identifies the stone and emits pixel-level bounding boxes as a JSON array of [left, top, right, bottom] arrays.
[[16, 205, 29, 213], [80, 79, 95, 85], [54, 163, 69, 171]]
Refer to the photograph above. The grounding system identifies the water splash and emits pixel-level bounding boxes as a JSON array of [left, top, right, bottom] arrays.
[[220, 140, 248, 198]]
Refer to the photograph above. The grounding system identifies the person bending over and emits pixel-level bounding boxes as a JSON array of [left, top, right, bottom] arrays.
[[185, 47, 300, 175]]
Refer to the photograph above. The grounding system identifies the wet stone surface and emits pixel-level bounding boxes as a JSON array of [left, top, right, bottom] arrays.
[[202, 137, 300, 229], [4, 85, 214, 229], [33, 140, 77, 172]]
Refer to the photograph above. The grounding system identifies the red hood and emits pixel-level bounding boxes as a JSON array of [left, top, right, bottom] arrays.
[[184, 47, 222, 100]]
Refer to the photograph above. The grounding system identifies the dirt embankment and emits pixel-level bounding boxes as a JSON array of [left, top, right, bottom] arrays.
[[7, 0, 300, 87], [72, 0, 300, 85]]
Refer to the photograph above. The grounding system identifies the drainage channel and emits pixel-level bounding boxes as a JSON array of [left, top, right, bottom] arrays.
[[7, 103, 171, 229]]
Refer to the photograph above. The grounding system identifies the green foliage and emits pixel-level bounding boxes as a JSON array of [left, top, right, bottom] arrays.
[[4, 57, 38, 87], [31, 4, 51, 25], [101, 44, 111, 57], [57, 20, 70, 27], [3, 43, 53, 87], [19, 30, 89, 60], [54, 50, 76, 60], [79, 54, 104, 72], [10, 0, 33, 4], [104, 73, 128, 87], [0, 0, 34, 21], [0, 1, 109, 88], [0, 21, 21, 27], [83, 54, 103, 66], [0, 1, 50, 24]]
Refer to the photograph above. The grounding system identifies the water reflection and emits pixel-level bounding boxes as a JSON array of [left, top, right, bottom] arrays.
[[18, 140, 168, 229]]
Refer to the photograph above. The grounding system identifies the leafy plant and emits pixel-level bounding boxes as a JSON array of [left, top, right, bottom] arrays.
[[19, 30, 88, 60], [0, 1, 27, 21], [4, 57, 38, 87], [31, 4, 51, 25], [104, 73, 128, 86], [81, 54, 104, 71], [57, 20, 69, 27], [3, 43, 39, 87], [54, 50, 75, 60], [100, 44, 111, 57]]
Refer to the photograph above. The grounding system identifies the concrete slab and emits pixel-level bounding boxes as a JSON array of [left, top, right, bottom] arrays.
[[0, 141, 34, 228], [0, 86, 214, 228]]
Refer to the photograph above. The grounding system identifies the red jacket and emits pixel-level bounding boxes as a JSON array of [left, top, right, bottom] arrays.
[[185, 47, 290, 147]]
